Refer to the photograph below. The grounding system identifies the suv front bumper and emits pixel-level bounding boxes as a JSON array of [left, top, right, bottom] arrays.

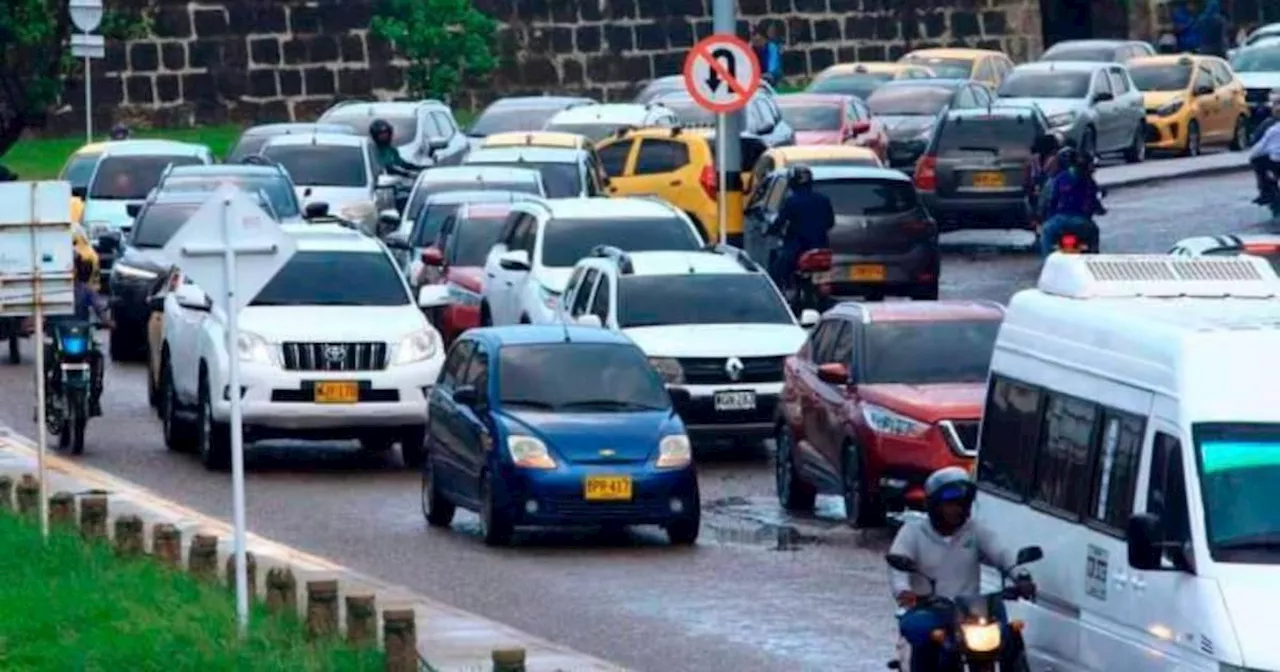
[[669, 382, 781, 444]]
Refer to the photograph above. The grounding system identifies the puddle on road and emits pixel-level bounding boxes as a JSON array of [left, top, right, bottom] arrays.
[[703, 495, 902, 552]]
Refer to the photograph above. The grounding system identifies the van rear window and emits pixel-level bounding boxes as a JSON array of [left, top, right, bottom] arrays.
[[812, 178, 918, 216], [935, 117, 1039, 157]]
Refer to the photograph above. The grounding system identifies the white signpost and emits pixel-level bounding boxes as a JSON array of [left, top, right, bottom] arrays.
[[69, 0, 105, 143], [0, 182, 76, 540], [162, 186, 296, 633]]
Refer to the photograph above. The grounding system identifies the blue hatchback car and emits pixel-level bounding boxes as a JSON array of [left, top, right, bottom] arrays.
[[421, 325, 700, 546]]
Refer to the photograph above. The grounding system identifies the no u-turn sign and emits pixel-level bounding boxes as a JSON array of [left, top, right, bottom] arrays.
[[682, 34, 762, 113]]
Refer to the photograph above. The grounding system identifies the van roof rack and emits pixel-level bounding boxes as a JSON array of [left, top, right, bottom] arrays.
[[703, 243, 760, 272], [1037, 254, 1280, 299], [590, 245, 633, 273]]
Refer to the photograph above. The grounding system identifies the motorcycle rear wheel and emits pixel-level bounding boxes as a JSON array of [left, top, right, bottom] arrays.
[[62, 391, 87, 455]]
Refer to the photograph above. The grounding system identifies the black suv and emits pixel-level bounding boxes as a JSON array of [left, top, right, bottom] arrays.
[[914, 105, 1049, 232]]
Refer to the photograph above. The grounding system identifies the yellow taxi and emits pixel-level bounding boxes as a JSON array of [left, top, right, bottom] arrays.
[[596, 126, 767, 245], [746, 145, 882, 195], [62, 141, 108, 224], [1128, 54, 1250, 155], [898, 48, 1015, 89]]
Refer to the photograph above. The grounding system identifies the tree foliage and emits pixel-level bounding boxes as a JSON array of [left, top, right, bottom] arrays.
[[371, 0, 498, 101]]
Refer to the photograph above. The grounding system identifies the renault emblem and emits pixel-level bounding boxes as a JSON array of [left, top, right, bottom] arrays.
[[324, 345, 346, 364], [599, 448, 616, 457], [725, 357, 744, 382]]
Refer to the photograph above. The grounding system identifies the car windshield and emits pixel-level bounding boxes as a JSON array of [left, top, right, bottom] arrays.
[[263, 145, 367, 187], [411, 203, 461, 247], [544, 122, 627, 142], [498, 343, 669, 411], [225, 136, 268, 162], [998, 71, 1092, 98], [88, 155, 205, 199], [61, 153, 101, 190], [1194, 423, 1280, 561], [779, 103, 843, 131], [161, 175, 301, 218], [662, 98, 717, 125], [635, 80, 683, 104], [862, 319, 1000, 384], [866, 86, 953, 116], [900, 57, 973, 78], [130, 203, 201, 247], [446, 215, 506, 266], [469, 106, 563, 136], [1230, 48, 1280, 72], [468, 161, 579, 197], [808, 73, 894, 100], [406, 179, 541, 222], [812, 178, 919, 216], [1042, 46, 1118, 62], [1128, 63, 1193, 91], [326, 112, 417, 146], [936, 117, 1039, 156], [617, 274, 793, 327], [541, 218, 700, 267], [250, 251, 408, 306]]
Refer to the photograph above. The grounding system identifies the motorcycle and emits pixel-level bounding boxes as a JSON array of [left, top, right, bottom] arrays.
[[885, 545, 1043, 672], [787, 248, 834, 317], [44, 319, 94, 455]]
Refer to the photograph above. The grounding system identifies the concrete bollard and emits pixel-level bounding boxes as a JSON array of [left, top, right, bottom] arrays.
[[78, 495, 108, 540], [491, 648, 527, 672], [0, 475, 15, 511], [345, 594, 376, 646], [152, 523, 181, 567], [382, 608, 418, 672], [224, 551, 257, 596], [187, 533, 219, 581], [15, 474, 39, 515], [305, 580, 339, 640], [48, 491, 76, 527], [113, 515, 145, 556], [265, 567, 297, 616]]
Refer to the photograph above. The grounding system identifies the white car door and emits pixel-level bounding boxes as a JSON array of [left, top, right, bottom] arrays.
[[483, 211, 527, 324], [502, 215, 538, 323], [556, 266, 588, 322], [164, 282, 209, 403]]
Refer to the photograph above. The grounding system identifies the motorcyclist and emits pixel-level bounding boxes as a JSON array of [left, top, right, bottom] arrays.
[[1038, 146, 1102, 256], [1024, 132, 1061, 222], [765, 164, 835, 292], [370, 119, 426, 178], [1249, 97, 1280, 205], [108, 123, 130, 141], [890, 467, 1036, 672], [58, 253, 111, 416]]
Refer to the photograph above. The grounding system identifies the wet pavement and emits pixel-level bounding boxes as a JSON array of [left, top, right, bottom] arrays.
[[0, 173, 1268, 671]]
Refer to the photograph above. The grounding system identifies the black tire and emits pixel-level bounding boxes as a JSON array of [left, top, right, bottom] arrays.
[[108, 329, 131, 362], [1124, 125, 1146, 163], [358, 434, 396, 453], [666, 512, 701, 546], [400, 427, 426, 468], [479, 471, 513, 546], [842, 443, 886, 528], [518, 315, 530, 325], [1184, 120, 1201, 157], [774, 423, 816, 511], [421, 455, 456, 528], [6, 334, 18, 364], [197, 377, 230, 471], [479, 303, 492, 327], [67, 393, 87, 455], [1230, 116, 1249, 151], [161, 358, 194, 452], [910, 283, 939, 301]]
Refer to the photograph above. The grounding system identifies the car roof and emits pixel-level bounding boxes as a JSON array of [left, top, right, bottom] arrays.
[[465, 146, 581, 163], [280, 223, 384, 252], [72, 141, 110, 156], [833, 299, 1005, 322], [878, 78, 966, 89], [458, 202, 517, 218], [420, 165, 541, 182], [322, 100, 444, 117], [902, 48, 1002, 59], [538, 196, 675, 219], [549, 103, 656, 124], [1045, 39, 1137, 49], [767, 145, 879, 161], [819, 62, 923, 75], [485, 96, 596, 109], [425, 189, 531, 205], [946, 105, 1043, 119], [166, 164, 282, 177], [806, 165, 912, 182], [610, 250, 754, 276], [1014, 60, 1109, 73], [776, 93, 850, 106], [1172, 233, 1280, 253], [100, 139, 210, 156], [480, 131, 589, 148], [261, 132, 366, 147], [1128, 54, 1205, 67], [242, 122, 356, 137], [473, 324, 633, 346]]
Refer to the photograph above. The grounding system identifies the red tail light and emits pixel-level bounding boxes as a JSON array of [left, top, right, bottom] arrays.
[[699, 165, 718, 199], [1060, 234, 1078, 249], [1244, 244, 1280, 254], [914, 155, 937, 191], [797, 249, 833, 272]]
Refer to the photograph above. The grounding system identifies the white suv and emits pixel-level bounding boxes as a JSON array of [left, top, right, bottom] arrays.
[[159, 224, 445, 470], [259, 132, 386, 229], [557, 246, 817, 446], [479, 197, 704, 326], [543, 103, 678, 142]]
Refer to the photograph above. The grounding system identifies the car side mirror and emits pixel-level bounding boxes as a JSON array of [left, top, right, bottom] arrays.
[[383, 232, 411, 250], [1015, 545, 1044, 566], [816, 362, 849, 385], [126, 203, 142, 218], [575, 313, 603, 328], [174, 286, 210, 312], [799, 309, 820, 327], [851, 120, 871, 136], [453, 384, 484, 409], [498, 249, 530, 271], [428, 137, 449, 150], [71, 186, 87, 200], [304, 201, 329, 219], [1092, 91, 1114, 104], [885, 553, 919, 574], [421, 246, 444, 266], [376, 175, 398, 190], [378, 208, 400, 226], [417, 284, 451, 308], [1126, 512, 1166, 570], [148, 295, 165, 312]]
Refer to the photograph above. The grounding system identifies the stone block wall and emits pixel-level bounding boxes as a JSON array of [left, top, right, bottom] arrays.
[[50, 0, 1043, 133]]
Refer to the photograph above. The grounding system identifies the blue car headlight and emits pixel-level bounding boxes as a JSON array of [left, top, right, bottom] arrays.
[[61, 335, 87, 356]]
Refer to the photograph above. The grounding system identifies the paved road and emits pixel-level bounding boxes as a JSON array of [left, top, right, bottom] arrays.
[[0, 174, 1268, 672]]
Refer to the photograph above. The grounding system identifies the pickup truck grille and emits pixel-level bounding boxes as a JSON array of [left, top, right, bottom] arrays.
[[677, 356, 786, 385], [282, 342, 388, 371]]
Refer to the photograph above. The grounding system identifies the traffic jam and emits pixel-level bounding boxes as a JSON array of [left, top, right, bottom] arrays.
[[11, 28, 1280, 672]]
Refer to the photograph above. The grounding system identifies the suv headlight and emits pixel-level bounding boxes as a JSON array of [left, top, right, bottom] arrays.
[[507, 435, 556, 469], [391, 329, 439, 365], [1156, 98, 1184, 116], [649, 357, 684, 384], [237, 330, 275, 365], [656, 434, 692, 468], [861, 403, 929, 438], [112, 263, 157, 280]]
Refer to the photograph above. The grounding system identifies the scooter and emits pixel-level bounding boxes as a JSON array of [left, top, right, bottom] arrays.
[[44, 320, 94, 455], [885, 545, 1043, 672], [787, 248, 834, 317]]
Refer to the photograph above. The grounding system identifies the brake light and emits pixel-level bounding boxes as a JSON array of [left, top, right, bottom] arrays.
[[914, 155, 937, 191], [699, 165, 718, 199], [1243, 244, 1280, 254], [797, 249, 833, 272], [1060, 234, 1078, 249]]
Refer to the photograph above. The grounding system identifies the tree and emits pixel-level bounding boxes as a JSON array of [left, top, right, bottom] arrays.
[[371, 0, 498, 101]]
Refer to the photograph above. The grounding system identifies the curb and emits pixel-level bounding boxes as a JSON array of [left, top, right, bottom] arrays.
[[1101, 158, 1250, 191]]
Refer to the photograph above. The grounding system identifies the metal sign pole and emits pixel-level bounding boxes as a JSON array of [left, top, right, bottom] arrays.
[[716, 113, 728, 245], [28, 210, 48, 539], [711, 0, 740, 247], [84, 57, 92, 143], [221, 197, 250, 634]]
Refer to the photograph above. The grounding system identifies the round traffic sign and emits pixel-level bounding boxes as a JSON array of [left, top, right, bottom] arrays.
[[682, 35, 762, 114]]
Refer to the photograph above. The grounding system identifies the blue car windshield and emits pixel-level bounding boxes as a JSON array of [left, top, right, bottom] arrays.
[[498, 343, 669, 411]]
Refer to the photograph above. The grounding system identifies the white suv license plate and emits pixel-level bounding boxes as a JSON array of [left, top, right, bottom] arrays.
[[714, 390, 756, 412]]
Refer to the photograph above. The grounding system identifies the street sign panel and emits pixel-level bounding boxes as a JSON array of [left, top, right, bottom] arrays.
[[0, 181, 75, 317], [70, 34, 105, 59], [69, 0, 104, 33], [682, 35, 762, 113], [161, 186, 296, 314]]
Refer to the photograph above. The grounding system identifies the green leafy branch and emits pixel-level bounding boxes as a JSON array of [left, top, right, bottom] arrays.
[[371, 0, 498, 101]]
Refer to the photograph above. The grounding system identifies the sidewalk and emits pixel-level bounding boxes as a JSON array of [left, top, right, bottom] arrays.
[[1098, 150, 1248, 190], [0, 427, 627, 672]]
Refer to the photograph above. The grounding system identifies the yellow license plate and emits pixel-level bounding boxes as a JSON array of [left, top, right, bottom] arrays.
[[849, 264, 885, 281], [973, 172, 1005, 187], [314, 381, 359, 404], [584, 475, 632, 501]]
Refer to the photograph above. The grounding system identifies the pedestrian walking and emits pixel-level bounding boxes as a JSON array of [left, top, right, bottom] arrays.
[[752, 23, 783, 85]]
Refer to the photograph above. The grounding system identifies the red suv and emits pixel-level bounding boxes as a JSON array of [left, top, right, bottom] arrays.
[[775, 300, 1004, 527], [417, 202, 513, 345]]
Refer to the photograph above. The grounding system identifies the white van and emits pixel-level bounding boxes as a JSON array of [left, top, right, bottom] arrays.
[[974, 253, 1280, 672]]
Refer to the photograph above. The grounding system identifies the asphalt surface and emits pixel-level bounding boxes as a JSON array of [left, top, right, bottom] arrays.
[[0, 173, 1269, 672]]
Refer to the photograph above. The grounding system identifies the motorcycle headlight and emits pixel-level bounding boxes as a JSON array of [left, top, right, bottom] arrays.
[[61, 334, 88, 356], [112, 263, 158, 280], [656, 434, 692, 468], [861, 403, 930, 438], [237, 330, 275, 365], [960, 621, 1002, 653], [649, 357, 684, 384], [391, 329, 439, 365], [1048, 111, 1077, 128], [1156, 98, 1184, 116], [507, 435, 556, 469]]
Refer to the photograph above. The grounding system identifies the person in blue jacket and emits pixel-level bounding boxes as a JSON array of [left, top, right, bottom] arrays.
[[766, 165, 835, 289], [752, 24, 783, 85], [1039, 147, 1103, 256], [1172, 0, 1201, 52]]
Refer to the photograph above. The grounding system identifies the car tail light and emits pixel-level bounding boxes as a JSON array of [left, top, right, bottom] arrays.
[[1243, 244, 1280, 254], [914, 155, 937, 191], [700, 165, 718, 199], [797, 249, 833, 272], [1060, 234, 1078, 249]]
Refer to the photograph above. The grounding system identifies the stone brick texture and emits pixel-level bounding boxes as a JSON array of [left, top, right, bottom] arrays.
[[51, 0, 1045, 133]]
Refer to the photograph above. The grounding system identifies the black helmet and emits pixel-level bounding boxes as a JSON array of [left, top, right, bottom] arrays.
[[1056, 146, 1079, 168], [369, 119, 393, 144], [109, 123, 130, 140], [787, 164, 814, 188], [923, 466, 976, 528]]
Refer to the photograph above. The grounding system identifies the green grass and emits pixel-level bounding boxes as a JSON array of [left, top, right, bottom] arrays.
[[0, 511, 383, 671]]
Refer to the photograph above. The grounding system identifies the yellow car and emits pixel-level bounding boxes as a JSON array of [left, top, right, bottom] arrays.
[[806, 62, 937, 99], [62, 141, 109, 224], [747, 145, 883, 195], [898, 48, 1014, 89], [1128, 54, 1250, 155], [597, 126, 767, 245]]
